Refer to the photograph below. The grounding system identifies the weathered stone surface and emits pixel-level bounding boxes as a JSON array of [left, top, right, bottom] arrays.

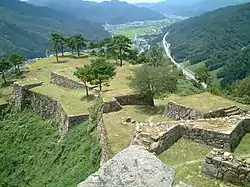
[[78, 145, 175, 187], [97, 118, 111, 166], [102, 100, 123, 113], [12, 82, 89, 136], [51, 71, 96, 89], [164, 102, 204, 120], [149, 141, 160, 152], [115, 94, 154, 106], [202, 149, 250, 185], [164, 102, 247, 120]]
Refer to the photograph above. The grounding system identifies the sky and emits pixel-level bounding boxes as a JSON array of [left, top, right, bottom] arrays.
[[88, 0, 163, 2]]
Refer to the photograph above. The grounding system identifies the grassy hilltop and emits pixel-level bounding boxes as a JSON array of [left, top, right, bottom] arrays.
[[0, 53, 250, 187]]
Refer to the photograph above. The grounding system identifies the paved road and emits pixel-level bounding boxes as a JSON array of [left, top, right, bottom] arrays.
[[162, 32, 207, 89]]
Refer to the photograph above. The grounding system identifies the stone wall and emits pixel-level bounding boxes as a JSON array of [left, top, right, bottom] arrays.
[[12, 81, 44, 111], [12, 82, 89, 136], [102, 99, 123, 113], [132, 122, 182, 155], [229, 119, 250, 151], [164, 102, 204, 120], [202, 149, 250, 185], [132, 118, 250, 154], [114, 94, 154, 106], [102, 94, 153, 114], [51, 71, 96, 89], [97, 118, 111, 166], [164, 102, 247, 120], [182, 125, 231, 151]]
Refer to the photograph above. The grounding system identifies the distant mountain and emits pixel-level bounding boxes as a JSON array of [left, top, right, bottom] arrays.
[[162, 3, 250, 86], [27, 0, 165, 24], [137, 0, 250, 17], [0, 0, 110, 58]]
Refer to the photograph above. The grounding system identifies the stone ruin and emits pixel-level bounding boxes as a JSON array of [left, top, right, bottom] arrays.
[[202, 149, 250, 185], [7, 71, 250, 186], [165, 102, 247, 120], [131, 109, 250, 185]]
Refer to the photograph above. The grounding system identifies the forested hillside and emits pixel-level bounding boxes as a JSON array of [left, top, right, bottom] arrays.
[[27, 0, 165, 24], [0, 0, 110, 58], [140, 0, 250, 17], [163, 3, 250, 86]]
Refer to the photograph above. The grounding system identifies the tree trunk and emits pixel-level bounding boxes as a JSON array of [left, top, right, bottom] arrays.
[[119, 47, 122, 66], [61, 48, 64, 56], [85, 86, 89, 96], [2, 73, 6, 84], [77, 48, 80, 57], [55, 50, 59, 62], [71, 48, 74, 54], [99, 82, 102, 91]]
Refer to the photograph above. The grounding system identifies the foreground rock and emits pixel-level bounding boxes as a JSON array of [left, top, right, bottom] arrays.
[[78, 145, 175, 187]]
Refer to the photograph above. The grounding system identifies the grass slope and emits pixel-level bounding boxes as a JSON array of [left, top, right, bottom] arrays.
[[0, 110, 100, 187], [159, 136, 250, 187]]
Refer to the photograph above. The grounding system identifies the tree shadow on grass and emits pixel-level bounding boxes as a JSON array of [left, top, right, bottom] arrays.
[[53, 60, 69, 64], [80, 94, 96, 102], [134, 105, 166, 116]]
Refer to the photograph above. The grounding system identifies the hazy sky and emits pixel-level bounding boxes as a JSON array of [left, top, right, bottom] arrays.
[[88, 0, 162, 2]]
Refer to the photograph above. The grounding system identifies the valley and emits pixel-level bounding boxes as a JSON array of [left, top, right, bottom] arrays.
[[0, 0, 250, 187], [105, 16, 185, 38]]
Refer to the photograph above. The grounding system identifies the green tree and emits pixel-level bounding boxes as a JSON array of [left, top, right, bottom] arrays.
[[0, 58, 12, 84], [147, 45, 164, 67], [89, 58, 116, 91], [130, 64, 179, 106], [50, 33, 61, 62], [231, 77, 250, 104], [58, 35, 66, 56], [9, 52, 25, 75], [66, 37, 76, 54], [195, 67, 212, 87], [74, 34, 87, 57], [107, 35, 132, 66], [74, 65, 92, 96]]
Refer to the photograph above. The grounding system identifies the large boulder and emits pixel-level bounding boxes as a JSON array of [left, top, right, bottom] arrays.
[[78, 145, 175, 187]]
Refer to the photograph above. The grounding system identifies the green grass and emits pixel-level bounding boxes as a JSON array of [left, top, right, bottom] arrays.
[[210, 68, 223, 87], [31, 84, 94, 115], [103, 105, 167, 155], [101, 64, 136, 101], [0, 109, 100, 187], [235, 133, 250, 157], [158, 139, 247, 187], [110, 27, 158, 37], [182, 60, 206, 72], [157, 92, 250, 112]]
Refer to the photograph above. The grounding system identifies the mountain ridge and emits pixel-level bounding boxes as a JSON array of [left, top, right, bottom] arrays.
[[27, 0, 165, 24], [137, 0, 250, 17], [0, 0, 110, 58], [162, 2, 250, 86]]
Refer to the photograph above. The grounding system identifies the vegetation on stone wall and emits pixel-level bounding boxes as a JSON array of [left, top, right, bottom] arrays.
[[0, 109, 100, 187]]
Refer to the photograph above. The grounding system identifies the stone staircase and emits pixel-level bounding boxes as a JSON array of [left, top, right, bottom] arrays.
[[223, 106, 243, 117]]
